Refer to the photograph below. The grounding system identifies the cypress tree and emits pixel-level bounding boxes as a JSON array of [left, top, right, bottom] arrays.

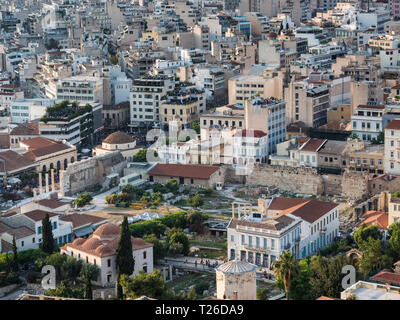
[[12, 236, 18, 272], [5, 253, 10, 275], [116, 216, 135, 299], [42, 213, 54, 254], [84, 276, 93, 300]]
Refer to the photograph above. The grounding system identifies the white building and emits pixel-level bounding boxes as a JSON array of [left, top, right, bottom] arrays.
[[384, 119, 400, 174], [56, 76, 104, 105], [61, 223, 153, 287], [227, 203, 302, 270], [10, 99, 56, 124], [232, 129, 268, 166], [262, 197, 340, 258], [352, 105, 384, 142], [129, 75, 175, 128]]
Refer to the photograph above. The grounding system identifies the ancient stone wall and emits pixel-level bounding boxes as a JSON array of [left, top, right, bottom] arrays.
[[245, 165, 370, 200], [60, 152, 126, 196]]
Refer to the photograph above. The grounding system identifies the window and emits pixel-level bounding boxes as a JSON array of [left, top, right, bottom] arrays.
[[37, 226, 42, 234], [21, 241, 24, 247], [107, 259, 111, 267], [143, 251, 147, 259], [241, 234, 245, 244], [231, 235, 234, 242]]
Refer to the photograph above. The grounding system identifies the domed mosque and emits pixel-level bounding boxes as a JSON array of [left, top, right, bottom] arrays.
[[93, 131, 139, 161]]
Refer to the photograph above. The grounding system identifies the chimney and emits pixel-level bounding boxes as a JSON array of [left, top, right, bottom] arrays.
[[233, 291, 238, 300]]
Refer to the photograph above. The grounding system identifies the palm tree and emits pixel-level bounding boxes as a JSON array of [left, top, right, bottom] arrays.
[[272, 251, 300, 300]]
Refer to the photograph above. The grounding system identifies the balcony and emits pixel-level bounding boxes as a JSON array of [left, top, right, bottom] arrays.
[[284, 243, 291, 250], [320, 227, 327, 234]]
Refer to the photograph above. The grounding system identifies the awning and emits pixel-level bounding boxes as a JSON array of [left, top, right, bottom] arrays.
[[74, 226, 94, 238]]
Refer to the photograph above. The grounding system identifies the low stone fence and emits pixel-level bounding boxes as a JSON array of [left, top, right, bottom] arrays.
[[0, 284, 20, 297]]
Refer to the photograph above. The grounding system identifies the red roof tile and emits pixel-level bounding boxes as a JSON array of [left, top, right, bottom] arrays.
[[370, 270, 400, 286], [300, 138, 326, 152], [234, 129, 267, 138], [386, 119, 400, 130], [60, 214, 107, 228], [359, 211, 388, 230], [22, 210, 58, 222]]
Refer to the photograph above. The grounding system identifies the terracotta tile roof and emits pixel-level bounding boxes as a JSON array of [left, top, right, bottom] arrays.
[[60, 213, 107, 229], [21, 137, 72, 159], [370, 270, 400, 286], [234, 129, 267, 138], [4, 226, 35, 239], [0, 239, 12, 253], [268, 197, 339, 223], [299, 138, 327, 152], [103, 131, 135, 144], [22, 210, 58, 222], [148, 163, 220, 180], [10, 123, 39, 136], [0, 133, 10, 148], [0, 150, 36, 173], [36, 199, 68, 209], [386, 119, 400, 130], [62, 223, 152, 258], [358, 211, 388, 230]]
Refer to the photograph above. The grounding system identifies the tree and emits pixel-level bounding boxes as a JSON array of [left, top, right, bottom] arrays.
[[12, 236, 18, 272], [151, 192, 163, 205], [187, 286, 197, 300], [272, 251, 299, 300], [389, 222, 400, 260], [116, 216, 135, 299], [143, 234, 167, 262], [119, 270, 169, 299], [256, 288, 270, 300], [61, 256, 83, 283], [353, 224, 382, 251], [132, 149, 148, 162], [187, 193, 204, 209], [42, 213, 54, 254], [109, 55, 119, 65], [47, 280, 84, 299], [45, 253, 67, 279], [192, 121, 200, 135], [46, 38, 59, 50], [357, 237, 392, 278], [168, 230, 190, 255], [187, 210, 208, 226], [165, 178, 179, 193], [75, 192, 93, 207], [309, 255, 348, 298], [81, 263, 100, 300]]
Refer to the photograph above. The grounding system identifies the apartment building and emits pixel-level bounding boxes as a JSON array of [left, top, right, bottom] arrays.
[[232, 129, 268, 166], [384, 119, 400, 175], [10, 98, 55, 124], [160, 83, 205, 130], [228, 70, 284, 105], [351, 105, 384, 142], [285, 79, 330, 128], [244, 97, 286, 155], [56, 76, 104, 105], [129, 75, 175, 129]]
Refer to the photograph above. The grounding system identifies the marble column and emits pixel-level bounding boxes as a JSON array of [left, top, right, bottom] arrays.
[[51, 169, 55, 192], [45, 173, 49, 193], [38, 172, 43, 194], [169, 265, 173, 281]]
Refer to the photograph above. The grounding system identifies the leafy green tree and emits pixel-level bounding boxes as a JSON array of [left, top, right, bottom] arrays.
[[187, 210, 208, 226], [47, 280, 84, 299], [132, 149, 148, 162], [309, 254, 348, 298], [354, 224, 382, 251], [389, 222, 400, 260], [129, 220, 166, 238], [119, 270, 169, 299], [151, 192, 163, 205], [42, 213, 54, 254], [121, 184, 135, 194], [168, 230, 190, 255], [46, 38, 59, 50], [109, 55, 119, 65], [12, 236, 18, 272], [256, 288, 270, 300], [165, 178, 179, 193], [116, 217, 135, 299], [81, 263, 100, 300], [143, 234, 167, 262], [272, 251, 299, 299], [192, 121, 200, 134], [61, 256, 83, 283], [187, 286, 197, 299], [152, 183, 166, 193], [357, 237, 392, 278], [75, 192, 93, 207], [187, 193, 204, 208], [45, 253, 67, 279], [160, 211, 188, 229]]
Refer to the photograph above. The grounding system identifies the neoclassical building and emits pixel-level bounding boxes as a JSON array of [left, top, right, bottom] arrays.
[[60, 223, 153, 287], [93, 131, 139, 161]]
